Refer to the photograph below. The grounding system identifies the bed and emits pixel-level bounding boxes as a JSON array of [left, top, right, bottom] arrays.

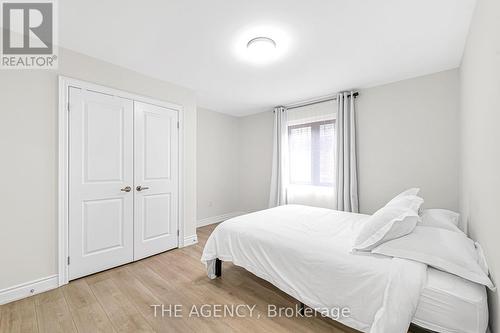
[[201, 204, 489, 333]]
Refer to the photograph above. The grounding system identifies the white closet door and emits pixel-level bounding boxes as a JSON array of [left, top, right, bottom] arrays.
[[133, 101, 179, 260], [68, 88, 134, 280]]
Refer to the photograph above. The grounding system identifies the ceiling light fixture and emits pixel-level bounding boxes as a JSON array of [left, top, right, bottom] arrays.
[[246, 36, 277, 63], [247, 36, 276, 49], [234, 26, 291, 65]]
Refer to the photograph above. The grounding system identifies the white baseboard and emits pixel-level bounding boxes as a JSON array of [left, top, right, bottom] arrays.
[[197, 211, 245, 228], [183, 234, 198, 247], [0, 275, 58, 305]]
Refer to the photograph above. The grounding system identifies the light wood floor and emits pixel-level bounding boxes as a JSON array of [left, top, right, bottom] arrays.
[[0, 224, 420, 333]]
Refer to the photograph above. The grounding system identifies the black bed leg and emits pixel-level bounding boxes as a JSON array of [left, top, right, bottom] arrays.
[[215, 258, 222, 277], [299, 302, 305, 315]]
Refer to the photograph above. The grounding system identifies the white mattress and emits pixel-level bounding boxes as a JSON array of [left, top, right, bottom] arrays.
[[413, 267, 488, 333]]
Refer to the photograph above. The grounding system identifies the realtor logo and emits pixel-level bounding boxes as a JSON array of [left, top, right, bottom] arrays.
[[1, 0, 58, 69]]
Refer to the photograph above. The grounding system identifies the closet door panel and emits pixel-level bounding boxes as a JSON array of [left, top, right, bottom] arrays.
[[134, 101, 179, 260], [68, 88, 134, 280]]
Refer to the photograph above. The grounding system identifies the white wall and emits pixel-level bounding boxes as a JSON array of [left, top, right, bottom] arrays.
[[0, 48, 197, 291], [237, 111, 275, 213], [196, 108, 274, 220], [235, 70, 460, 215], [197, 108, 240, 220], [357, 69, 460, 213], [459, 0, 500, 330]]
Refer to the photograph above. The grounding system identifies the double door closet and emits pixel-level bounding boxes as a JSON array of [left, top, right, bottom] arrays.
[[67, 84, 179, 280]]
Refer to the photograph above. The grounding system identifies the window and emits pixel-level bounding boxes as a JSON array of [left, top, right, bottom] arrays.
[[288, 120, 335, 186]]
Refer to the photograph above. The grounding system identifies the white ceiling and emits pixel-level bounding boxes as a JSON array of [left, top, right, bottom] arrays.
[[60, 0, 476, 116]]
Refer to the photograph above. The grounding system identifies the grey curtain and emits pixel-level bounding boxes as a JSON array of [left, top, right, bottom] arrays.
[[335, 92, 359, 213], [268, 106, 289, 207]]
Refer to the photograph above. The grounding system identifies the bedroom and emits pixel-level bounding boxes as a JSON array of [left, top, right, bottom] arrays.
[[0, 0, 498, 332]]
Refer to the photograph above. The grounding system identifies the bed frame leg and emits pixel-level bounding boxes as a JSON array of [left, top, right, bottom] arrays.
[[215, 258, 222, 277], [299, 302, 305, 315]]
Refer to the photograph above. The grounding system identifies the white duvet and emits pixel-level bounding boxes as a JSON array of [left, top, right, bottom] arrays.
[[201, 205, 427, 333]]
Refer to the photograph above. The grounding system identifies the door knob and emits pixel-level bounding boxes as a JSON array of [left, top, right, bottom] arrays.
[[136, 185, 150, 191], [120, 186, 132, 192]]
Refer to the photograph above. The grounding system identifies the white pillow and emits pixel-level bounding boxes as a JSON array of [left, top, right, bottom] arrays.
[[353, 206, 419, 251], [419, 209, 460, 232], [385, 195, 424, 213], [475, 242, 489, 274], [372, 226, 495, 290]]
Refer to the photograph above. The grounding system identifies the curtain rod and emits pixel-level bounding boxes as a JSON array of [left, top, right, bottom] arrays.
[[282, 91, 359, 111]]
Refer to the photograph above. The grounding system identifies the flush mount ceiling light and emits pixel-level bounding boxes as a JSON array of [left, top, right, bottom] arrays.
[[234, 26, 291, 65], [247, 36, 276, 50], [246, 37, 277, 63]]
